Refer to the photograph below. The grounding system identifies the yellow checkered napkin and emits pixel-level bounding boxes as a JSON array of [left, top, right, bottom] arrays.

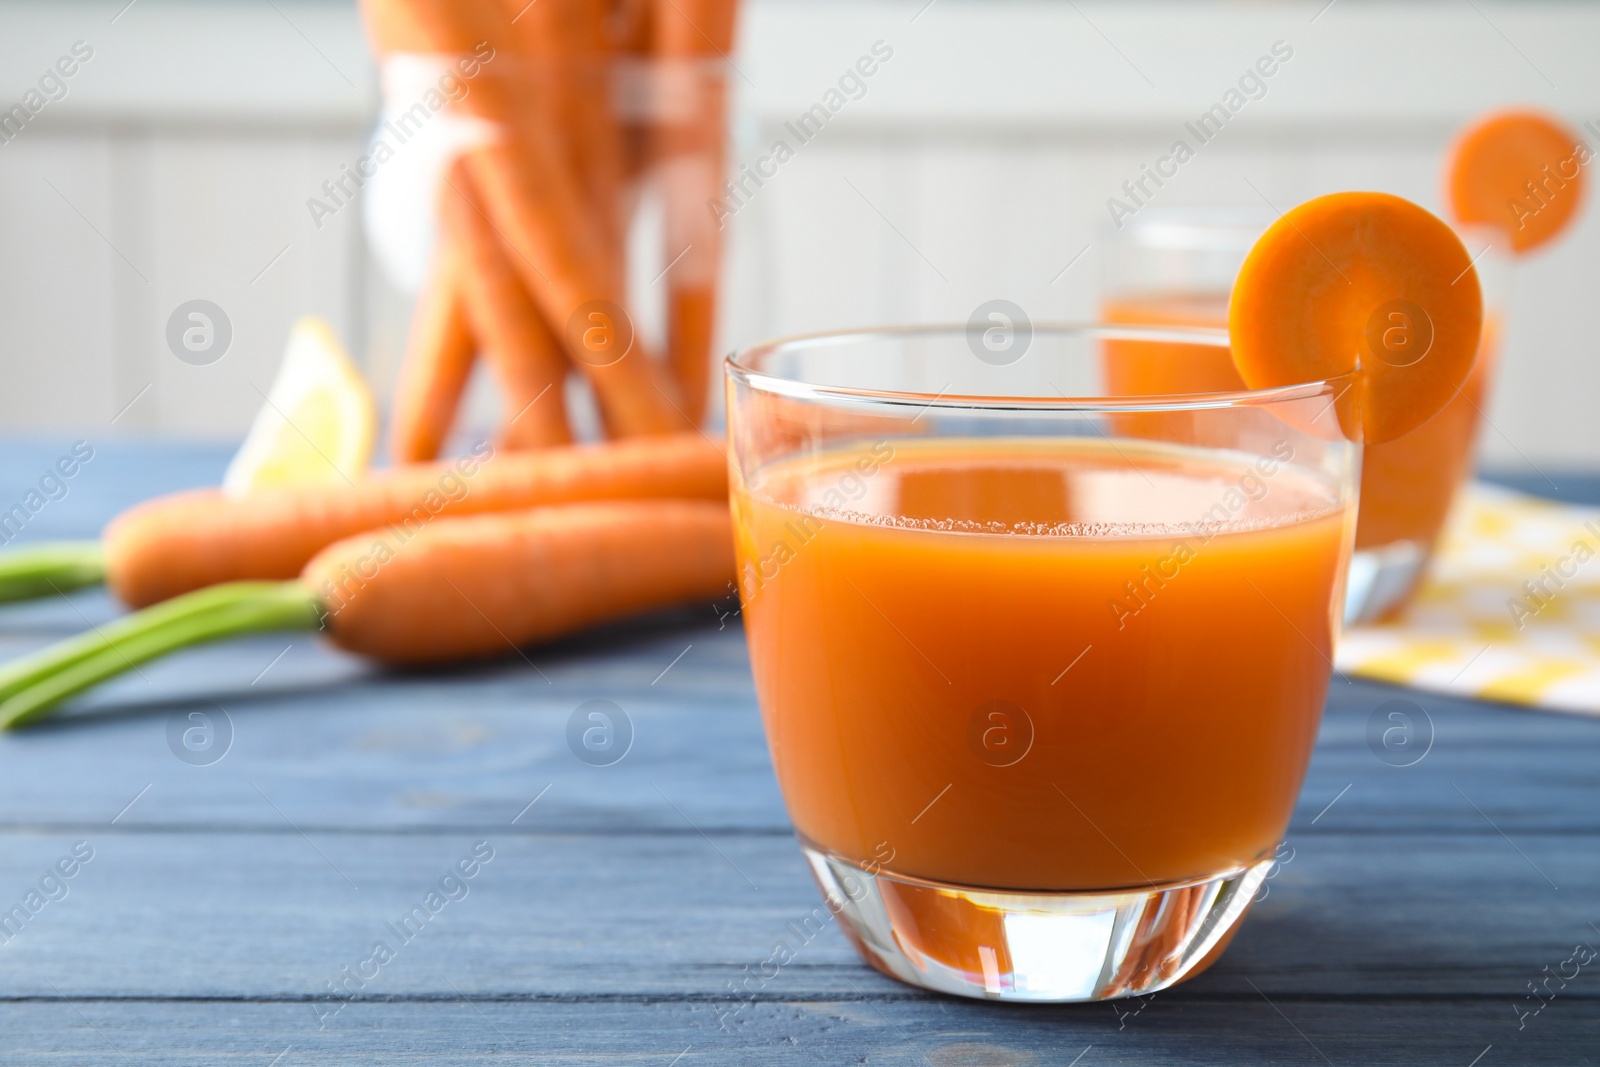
[[1336, 482, 1600, 714]]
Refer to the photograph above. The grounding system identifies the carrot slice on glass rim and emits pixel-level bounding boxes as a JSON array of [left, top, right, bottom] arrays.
[[1229, 191, 1483, 444], [1447, 108, 1587, 255]]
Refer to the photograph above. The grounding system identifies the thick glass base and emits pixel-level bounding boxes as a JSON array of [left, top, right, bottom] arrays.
[[802, 840, 1270, 1002], [1344, 538, 1429, 625]]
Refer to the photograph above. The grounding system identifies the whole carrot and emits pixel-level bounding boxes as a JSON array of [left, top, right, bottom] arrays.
[[359, 0, 524, 70], [646, 0, 741, 426], [0, 500, 734, 729], [441, 159, 573, 450], [363, 0, 689, 437], [454, 0, 690, 436], [363, 0, 516, 462], [506, 0, 624, 259], [464, 139, 691, 437], [390, 238, 477, 463], [0, 433, 725, 611], [104, 433, 724, 608], [308, 499, 730, 661]]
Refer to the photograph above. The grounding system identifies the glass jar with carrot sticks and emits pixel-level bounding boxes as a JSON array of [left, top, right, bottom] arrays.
[[365, 0, 741, 459]]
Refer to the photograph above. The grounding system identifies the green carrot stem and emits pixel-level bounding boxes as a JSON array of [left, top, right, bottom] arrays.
[[0, 541, 106, 602], [0, 580, 297, 703], [0, 581, 324, 730]]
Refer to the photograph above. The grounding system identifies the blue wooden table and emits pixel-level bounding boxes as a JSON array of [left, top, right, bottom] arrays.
[[1, 440, 1597, 1065]]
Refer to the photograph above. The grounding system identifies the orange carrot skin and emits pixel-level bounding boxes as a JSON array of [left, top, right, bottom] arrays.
[[360, 0, 506, 56], [506, 0, 624, 257], [308, 500, 733, 663], [464, 141, 692, 438], [379, 0, 688, 437], [667, 278, 717, 426], [654, 0, 739, 54], [1447, 109, 1586, 254], [1229, 191, 1481, 443], [441, 159, 573, 450], [391, 240, 477, 463], [104, 434, 726, 609], [361, 0, 691, 438], [649, 0, 740, 426]]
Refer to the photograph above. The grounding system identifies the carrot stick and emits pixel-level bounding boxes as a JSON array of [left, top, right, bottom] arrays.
[[463, 140, 691, 437], [614, 0, 655, 55], [664, 277, 718, 426], [440, 159, 573, 450], [653, 0, 740, 57], [357, 0, 443, 53], [569, 2, 627, 260], [359, 0, 500, 56], [478, 2, 629, 444], [506, 0, 624, 259], [374, 0, 689, 436], [545, 2, 688, 437], [364, 0, 687, 437], [391, 238, 477, 463], [363, 0, 515, 461], [100, 432, 725, 608], [649, 0, 740, 426], [615, 0, 657, 188], [0, 500, 733, 729]]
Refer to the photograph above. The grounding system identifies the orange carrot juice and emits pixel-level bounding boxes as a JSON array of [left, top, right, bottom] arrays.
[[1352, 318, 1499, 554], [734, 436, 1352, 892], [1103, 293, 1241, 398]]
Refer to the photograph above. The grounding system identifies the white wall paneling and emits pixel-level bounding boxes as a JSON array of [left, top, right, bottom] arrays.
[[0, 0, 1596, 466]]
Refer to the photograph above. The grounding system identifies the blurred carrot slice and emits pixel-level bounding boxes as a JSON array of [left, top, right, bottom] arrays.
[[1229, 191, 1482, 444], [1446, 109, 1587, 254]]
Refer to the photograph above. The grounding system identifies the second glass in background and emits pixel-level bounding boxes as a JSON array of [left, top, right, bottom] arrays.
[[1101, 206, 1510, 623]]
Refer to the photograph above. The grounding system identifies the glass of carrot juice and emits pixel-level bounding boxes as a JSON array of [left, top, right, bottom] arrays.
[[726, 325, 1359, 1002], [1101, 206, 1508, 622]]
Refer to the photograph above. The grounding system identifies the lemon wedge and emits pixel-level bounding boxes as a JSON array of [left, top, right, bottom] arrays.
[[222, 317, 377, 497]]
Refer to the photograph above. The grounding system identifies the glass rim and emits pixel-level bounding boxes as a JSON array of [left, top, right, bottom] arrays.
[[1101, 204, 1276, 249], [726, 323, 1350, 414]]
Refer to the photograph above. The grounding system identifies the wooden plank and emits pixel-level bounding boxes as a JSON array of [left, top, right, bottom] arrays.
[[1, 591, 1599, 835], [1, 992, 1595, 1065], [0, 615, 1596, 836], [0, 828, 1593, 1000], [0, 612, 793, 833], [0, 438, 231, 543]]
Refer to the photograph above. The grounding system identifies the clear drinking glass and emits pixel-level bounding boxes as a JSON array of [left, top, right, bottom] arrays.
[[726, 325, 1359, 1002], [1101, 206, 1510, 623]]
